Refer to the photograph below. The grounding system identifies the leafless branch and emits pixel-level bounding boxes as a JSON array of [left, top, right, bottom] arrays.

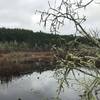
[[37, 0, 100, 47]]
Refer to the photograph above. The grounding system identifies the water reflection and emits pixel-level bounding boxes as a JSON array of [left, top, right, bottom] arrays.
[[0, 70, 81, 100], [0, 64, 100, 100], [0, 63, 55, 84]]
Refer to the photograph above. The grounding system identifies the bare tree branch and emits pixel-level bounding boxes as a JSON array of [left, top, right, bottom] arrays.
[[36, 0, 100, 47]]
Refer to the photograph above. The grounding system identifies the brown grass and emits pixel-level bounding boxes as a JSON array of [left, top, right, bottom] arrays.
[[0, 51, 54, 65]]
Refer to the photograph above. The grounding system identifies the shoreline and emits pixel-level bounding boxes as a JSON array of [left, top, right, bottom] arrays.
[[0, 51, 54, 63], [0, 51, 56, 83]]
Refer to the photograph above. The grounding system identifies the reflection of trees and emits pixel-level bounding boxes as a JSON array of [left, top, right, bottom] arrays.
[[0, 62, 55, 84]]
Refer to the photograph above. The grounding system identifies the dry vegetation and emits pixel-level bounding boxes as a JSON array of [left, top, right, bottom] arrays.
[[0, 51, 54, 64]]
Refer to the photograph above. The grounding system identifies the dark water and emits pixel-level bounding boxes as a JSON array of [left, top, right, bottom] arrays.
[[0, 62, 100, 100], [0, 67, 100, 100]]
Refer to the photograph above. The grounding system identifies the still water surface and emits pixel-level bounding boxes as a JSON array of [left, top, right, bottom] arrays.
[[0, 70, 83, 100]]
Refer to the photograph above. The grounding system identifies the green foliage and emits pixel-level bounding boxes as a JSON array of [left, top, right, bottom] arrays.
[[0, 41, 29, 50], [0, 28, 97, 50]]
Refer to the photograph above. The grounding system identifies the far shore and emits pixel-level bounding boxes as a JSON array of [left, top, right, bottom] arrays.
[[0, 51, 54, 64], [0, 49, 100, 77], [0, 51, 56, 83]]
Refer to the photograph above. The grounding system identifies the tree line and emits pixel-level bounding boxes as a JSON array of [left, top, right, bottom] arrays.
[[0, 28, 96, 50]]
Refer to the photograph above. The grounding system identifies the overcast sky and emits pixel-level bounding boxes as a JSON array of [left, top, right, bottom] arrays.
[[0, 0, 100, 35]]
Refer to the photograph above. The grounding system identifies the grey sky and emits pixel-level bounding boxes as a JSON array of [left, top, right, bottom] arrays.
[[0, 0, 100, 35]]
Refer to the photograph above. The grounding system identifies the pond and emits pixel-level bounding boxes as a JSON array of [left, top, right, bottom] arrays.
[[0, 66, 100, 100]]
